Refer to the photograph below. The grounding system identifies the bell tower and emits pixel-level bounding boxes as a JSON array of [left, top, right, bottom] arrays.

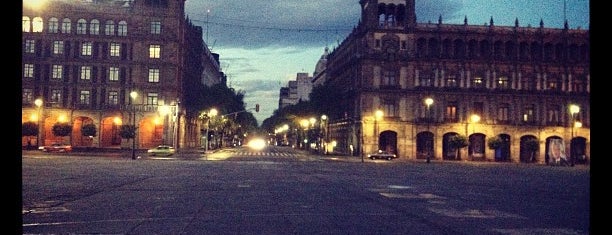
[[359, 0, 417, 31]]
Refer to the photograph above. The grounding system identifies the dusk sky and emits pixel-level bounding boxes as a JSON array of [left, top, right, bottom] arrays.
[[184, 0, 590, 125]]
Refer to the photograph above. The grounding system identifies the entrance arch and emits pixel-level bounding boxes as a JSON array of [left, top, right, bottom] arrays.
[[379, 130, 398, 157], [416, 131, 434, 159]]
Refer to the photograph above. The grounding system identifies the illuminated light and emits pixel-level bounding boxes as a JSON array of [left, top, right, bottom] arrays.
[[24, 0, 48, 10], [58, 115, 67, 123], [30, 114, 38, 122], [113, 117, 122, 125], [153, 117, 161, 125], [247, 138, 266, 151]]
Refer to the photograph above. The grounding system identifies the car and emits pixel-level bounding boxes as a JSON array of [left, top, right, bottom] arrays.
[[38, 143, 72, 152], [147, 145, 175, 156], [368, 150, 397, 160]]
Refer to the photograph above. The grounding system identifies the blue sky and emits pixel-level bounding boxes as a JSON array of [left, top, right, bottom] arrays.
[[184, 0, 590, 125]]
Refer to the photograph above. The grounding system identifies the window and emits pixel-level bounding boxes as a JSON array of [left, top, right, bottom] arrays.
[[382, 100, 397, 117], [521, 76, 537, 91], [118, 21, 127, 36], [151, 21, 161, 34], [77, 19, 87, 34], [23, 89, 34, 104], [382, 70, 396, 86], [419, 73, 433, 87], [108, 91, 119, 105], [109, 67, 120, 81], [471, 76, 484, 88], [572, 77, 587, 93], [547, 77, 561, 91], [375, 39, 381, 48], [32, 17, 44, 32], [446, 75, 458, 87], [109, 43, 121, 57], [79, 90, 91, 105], [52, 41, 64, 55], [61, 18, 71, 34], [148, 68, 160, 83], [147, 93, 159, 105], [23, 64, 34, 78], [497, 104, 510, 122], [52, 65, 63, 80], [22, 16, 30, 32], [401, 40, 407, 50], [104, 20, 115, 35], [80, 66, 92, 80], [473, 102, 484, 117], [24, 40, 35, 54], [522, 105, 535, 123], [48, 18, 59, 33], [89, 19, 100, 35], [51, 89, 62, 103], [497, 76, 510, 89], [81, 42, 93, 56], [445, 103, 458, 122], [149, 45, 161, 58], [547, 105, 561, 124]]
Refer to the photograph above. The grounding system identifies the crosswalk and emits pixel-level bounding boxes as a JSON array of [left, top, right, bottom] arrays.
[[230, 151, 304, 157]]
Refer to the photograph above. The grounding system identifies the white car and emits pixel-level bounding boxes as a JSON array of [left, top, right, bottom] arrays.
[[147, 145, 175, 156]]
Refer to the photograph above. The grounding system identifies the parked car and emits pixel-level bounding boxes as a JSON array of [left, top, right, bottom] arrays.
[[367, 150, 397, 160], [38, 143, 72, 152], [147, 145, 175, 156]]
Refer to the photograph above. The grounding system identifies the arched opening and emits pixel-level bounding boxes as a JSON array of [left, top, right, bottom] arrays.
[[379, 130, 398, 157], [416, 131, 434, 159]]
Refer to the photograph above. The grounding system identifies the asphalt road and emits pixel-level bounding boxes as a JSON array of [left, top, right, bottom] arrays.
[[20, 146, 590, 234]]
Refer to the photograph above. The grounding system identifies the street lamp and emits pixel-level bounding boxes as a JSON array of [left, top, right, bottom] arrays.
[[205, 108, 217, 153], [158, 104, 171, 145], [468, 114, 480, 159], [130, 91, 138, 160], [569, 104, 580, 166], [34, 98, 43, 147], [424, 97, 434, 163]]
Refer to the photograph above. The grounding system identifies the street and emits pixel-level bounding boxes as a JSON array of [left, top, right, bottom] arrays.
[[21, 146, 590, 234]]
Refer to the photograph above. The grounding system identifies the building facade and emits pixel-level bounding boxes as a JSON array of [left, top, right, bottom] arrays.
[[278, 72, 314, 108], [324, 0, 590, 164], [21, 0, 223, 150]]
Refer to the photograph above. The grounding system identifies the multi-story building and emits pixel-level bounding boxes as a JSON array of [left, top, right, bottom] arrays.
[[21, 0, 223, 150], [278, 72, 313, 108], [324, 0, 590, 164]]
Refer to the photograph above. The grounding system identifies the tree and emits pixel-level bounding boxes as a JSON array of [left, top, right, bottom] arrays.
[[523, 138, 539, 162], [487, 136, 503, 149], [52, 123, 72, 142], [22, 121, 38, 137], [81, 123, 97, 137], [119, 124, 136, 139], [448, 134, 468, 160]]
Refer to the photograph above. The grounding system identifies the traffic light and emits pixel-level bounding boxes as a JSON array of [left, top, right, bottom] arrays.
[[255, 104, 259, 112]]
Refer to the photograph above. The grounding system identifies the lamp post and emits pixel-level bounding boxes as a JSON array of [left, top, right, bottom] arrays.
[[205, 108, 218, 153], [300, 119, 309, 149], [34, 98, 43, 147], [424, 97, 433, 163], [469, 114, 480, 159], [321, 115, 327, 154], [130, 91, 138, 160], [158, 105, 171, 145], [569, 104, 580, 166], [374, 110, 383, 151]]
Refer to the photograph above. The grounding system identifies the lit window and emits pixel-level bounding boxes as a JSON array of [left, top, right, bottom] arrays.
[[471, 77, 484, 88], [108, 91, 119, 105], [109, 67, 120, 81], [81, 42, 93, 56], [24, 40, 35, 54], [80, 66, 92, 80], [51, 89, 62, 103], [53, 41, 64, 55], [23, 89, 34, 104], [32, 17, 44, 32], [79, 90, 91, 105], [77, 19, 87, 34], [110, 42, 121, 57], [24, 64, 35, 78], [89, 19, 100, 35], [149, 45, 161, 58], [104, 20, 115, 35], [118, 21, 127, 36], [22, 16, 30, 32], [147, 93, 159, 105], [52, 65, 63, 80], [497, 76, 510, 89], [382, 70, 396, 86], [148, 68, 160, 83]]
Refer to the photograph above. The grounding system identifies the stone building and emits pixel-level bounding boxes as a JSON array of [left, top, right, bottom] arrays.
[[21, 0, 223, 151], [324, 0, 589, 164]]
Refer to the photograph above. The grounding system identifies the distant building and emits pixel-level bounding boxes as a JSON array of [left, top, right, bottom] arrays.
[[22, 0, 223, 150], [312, 47, 329, 86], [323, 0, 589, 164], [278, 72, 313, 108]]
